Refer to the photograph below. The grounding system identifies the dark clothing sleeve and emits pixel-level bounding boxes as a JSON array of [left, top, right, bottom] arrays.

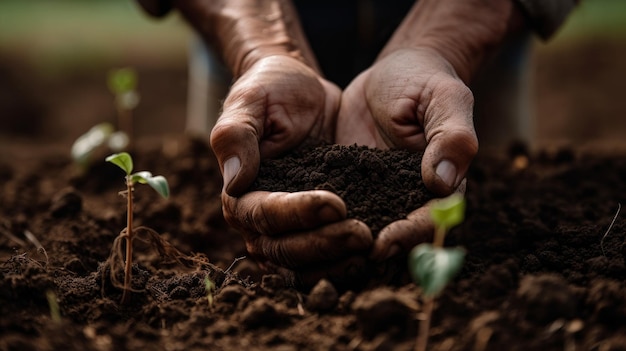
[[514, 0, 579, 39]]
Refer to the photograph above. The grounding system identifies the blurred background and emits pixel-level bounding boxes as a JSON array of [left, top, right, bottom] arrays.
[[0, 0, 625, 154]]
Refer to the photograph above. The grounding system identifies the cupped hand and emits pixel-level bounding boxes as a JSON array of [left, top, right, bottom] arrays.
[[211, 55, 340, 196], [336, 48, 478, 260], [210, 55, 373, 287], [221, 190, 373, 288]]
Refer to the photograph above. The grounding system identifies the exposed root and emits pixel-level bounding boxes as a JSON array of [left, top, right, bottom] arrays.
[[102, 225, 211, 300], [24, 230, 49, 268], [600, 203, 621, 257], [0, 226, 49, 268], [225, 255, 247, 273]]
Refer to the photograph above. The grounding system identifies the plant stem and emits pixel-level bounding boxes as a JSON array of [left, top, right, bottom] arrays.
[[417, 226, 446, 350], [433, 226, 446, 248], [121, 177, 134, 304], [415, 297, 434, 351], [118, 106, 133, 149]]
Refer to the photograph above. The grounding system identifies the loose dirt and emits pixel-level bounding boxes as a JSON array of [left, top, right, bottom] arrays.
[[252, 142, 435, 236], [2, 136, 626, 351]]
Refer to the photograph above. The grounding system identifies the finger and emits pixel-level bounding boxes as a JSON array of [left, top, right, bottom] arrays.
[[223, 190, 348, 235], [370, 180, 467, 261], [421, 79, 478, 196], [246, 219, 373, 269], [210, 86, 266, 197], [370, 205, 434, 262]]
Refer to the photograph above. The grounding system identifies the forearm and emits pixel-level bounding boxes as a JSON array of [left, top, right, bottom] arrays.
[[379, 0, 525, 83], [172, 0, 318, 77]]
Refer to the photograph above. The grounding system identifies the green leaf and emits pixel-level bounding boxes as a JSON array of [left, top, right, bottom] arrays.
[[430, 193, 466, 231], [116, 90, 140, 110], [105, 152, 133, 175], [130, 171, 152, 184], [71, 123, 114, 165], [131, 171, 170, 198], [408, 244, 465, 297], [107, 67, 137, 95], [107, 131, 129, 151]]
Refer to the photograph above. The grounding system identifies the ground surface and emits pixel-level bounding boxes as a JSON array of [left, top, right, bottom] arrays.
[[1, 133, 626, 351], [2, 17, 626, 351]]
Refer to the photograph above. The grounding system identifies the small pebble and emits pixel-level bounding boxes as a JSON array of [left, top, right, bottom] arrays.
[[305, 279, 338, 312]]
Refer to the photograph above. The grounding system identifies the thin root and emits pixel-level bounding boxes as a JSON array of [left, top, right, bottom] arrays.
[[24, 230, 49, 268], [600, 203, 622, 257], [102, 226, 211, 297]]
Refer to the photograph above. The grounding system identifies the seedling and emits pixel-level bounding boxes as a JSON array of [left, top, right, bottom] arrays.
[[107, 67, 140, 147], [71, 123, 128, 170], [408, 193, 466, 351], [105, 152, 169, 304], [204, 276, 216, 307], [46, 290, 62, 324]]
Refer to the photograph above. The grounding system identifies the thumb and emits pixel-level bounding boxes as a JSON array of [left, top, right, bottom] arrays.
[[421, 80, 478, 195], [210, 90, 265, 196]]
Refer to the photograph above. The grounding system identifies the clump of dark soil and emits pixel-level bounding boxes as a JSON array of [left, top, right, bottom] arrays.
[[252, 142, 436, 235]]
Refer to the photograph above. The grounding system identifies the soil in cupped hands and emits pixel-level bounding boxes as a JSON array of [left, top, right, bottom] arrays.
[[252, 141, 437, 236]]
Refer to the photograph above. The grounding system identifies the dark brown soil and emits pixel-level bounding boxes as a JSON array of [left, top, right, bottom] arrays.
[[2, 134, 626, 351], [252, 142, 435, 235]]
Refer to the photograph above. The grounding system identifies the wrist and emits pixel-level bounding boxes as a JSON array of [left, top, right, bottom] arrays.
[[173, 0, 318, 77], [379, 0, 523, 83]]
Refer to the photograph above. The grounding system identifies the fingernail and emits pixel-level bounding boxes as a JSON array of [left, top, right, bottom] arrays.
[[223, 156, 240, 189], [385, 244, 401, 260], [436, 159, 457, 188]]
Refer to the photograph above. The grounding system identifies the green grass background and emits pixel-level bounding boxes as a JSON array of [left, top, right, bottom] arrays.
[[0, 0, 190, 74], [554, 0, 626, 41], [0, 0, 624, 74]]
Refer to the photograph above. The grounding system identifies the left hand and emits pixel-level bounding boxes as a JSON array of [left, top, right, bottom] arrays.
[[336, 48, 478, 261], [211, 55, 373, 287]]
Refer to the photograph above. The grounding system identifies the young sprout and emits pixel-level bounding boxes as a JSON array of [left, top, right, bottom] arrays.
[[107, 67, 140, 146], [204, 276, 216, 307], [71, 123, 130, 171], [106, 152, 169, 304], [46, 290, 62, 324], [408, 193, 466, 351]]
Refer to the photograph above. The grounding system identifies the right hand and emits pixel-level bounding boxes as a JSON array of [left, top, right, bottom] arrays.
[[210, 55, 373, 288], [336, 48, 478, 261]]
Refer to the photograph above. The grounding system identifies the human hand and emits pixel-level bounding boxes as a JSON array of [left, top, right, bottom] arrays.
[[211, 55, 373, 287], [336, 48, 478, 261]]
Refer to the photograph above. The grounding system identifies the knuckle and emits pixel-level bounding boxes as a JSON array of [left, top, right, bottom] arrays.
[[263, 240, 297, 269]]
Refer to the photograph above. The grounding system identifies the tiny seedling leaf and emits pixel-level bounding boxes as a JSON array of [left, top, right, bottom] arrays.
[[408, 243, 465, 298], [105, 152, 133, 175], [204, 276, 216, 307], [430, 193, 466, 231], [130, 171, 153, 184], [45, 290, 62, 323], [107, 131, 129, 151], [71, 123, 114, 165], [131, 171, 170, 198], [116, 90, 140, 110], [108, 67, 137, 95]]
